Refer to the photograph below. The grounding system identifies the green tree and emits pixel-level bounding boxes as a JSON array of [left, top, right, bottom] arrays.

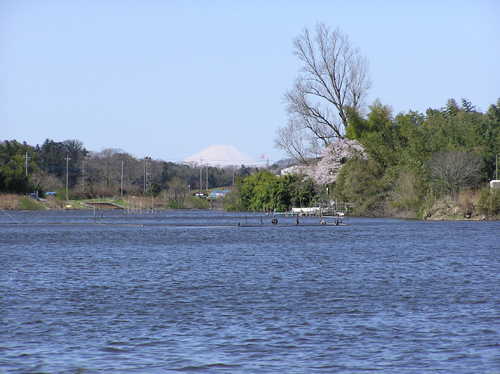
[[0, 140, 40, 193], [37, 139, 67, 178], [476, 99, 500, 179], [145, 181, 161, 197], [237, 171, 319, 212], [346, 99, 393, 140], [167, 177, 189, 207]]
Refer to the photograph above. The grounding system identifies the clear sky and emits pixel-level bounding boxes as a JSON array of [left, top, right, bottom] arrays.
[[1, 0, 499, 165]]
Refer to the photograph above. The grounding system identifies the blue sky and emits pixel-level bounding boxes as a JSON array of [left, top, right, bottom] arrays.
[[1, 0, 499, 165]]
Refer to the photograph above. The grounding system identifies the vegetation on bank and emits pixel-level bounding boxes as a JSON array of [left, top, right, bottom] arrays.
[[1, 98, 499, 220], [234, 98, 500, 220], [0, 193, 211, 211], [337, 98, 500, 219]]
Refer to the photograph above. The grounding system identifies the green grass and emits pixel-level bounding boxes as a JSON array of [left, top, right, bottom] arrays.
[[18, 197, 44, 210]]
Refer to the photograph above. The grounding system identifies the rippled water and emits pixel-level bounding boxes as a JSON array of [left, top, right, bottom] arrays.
[[1, 210, 499, 373]]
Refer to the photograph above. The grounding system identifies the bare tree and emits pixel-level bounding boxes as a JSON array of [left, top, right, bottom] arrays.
[[87, 149, 124, 187], [87, 149, 144, 189], [428, 151, 485, 195], [274, 118, 323, 165], [275, 23, 371, 163], [31, 171, 62, 192]]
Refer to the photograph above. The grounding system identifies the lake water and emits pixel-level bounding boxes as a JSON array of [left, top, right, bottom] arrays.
[[1, 210, 499, 373]]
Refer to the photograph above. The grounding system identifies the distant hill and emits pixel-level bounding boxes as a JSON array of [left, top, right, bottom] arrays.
[[183, 145, 258, 167]]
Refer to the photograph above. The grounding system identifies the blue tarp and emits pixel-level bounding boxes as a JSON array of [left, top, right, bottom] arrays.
[[210, 190, 232, 198], [210, 190, 221, 198]]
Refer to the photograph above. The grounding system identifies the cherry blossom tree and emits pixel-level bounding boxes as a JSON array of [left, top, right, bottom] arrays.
[[305, 139, 366, 185]]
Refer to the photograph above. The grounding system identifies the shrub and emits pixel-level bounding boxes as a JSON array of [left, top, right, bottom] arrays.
[[477, 186, 500, 216], [55, 187, 76, 201], [145, 182, 161, 197], [45, 195, 65, 209], [459, 189, 477, 217], [491, 188, 500, 215], [169, 201, 184, 209], [185, 195, 210, 209], [18, 196, 44, 210], [390, 170, 422, 212]]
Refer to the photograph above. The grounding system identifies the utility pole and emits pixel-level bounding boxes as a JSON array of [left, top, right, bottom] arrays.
[[25, 151, 29, 176], [66, 155, 71, 200], [121, 160, 124, 198], [199, 157, 203, 195], [206, 164, 210, 209], [24, 152, 29, 196]]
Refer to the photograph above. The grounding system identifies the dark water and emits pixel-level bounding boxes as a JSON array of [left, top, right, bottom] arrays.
[[1, 210, 499, 373]]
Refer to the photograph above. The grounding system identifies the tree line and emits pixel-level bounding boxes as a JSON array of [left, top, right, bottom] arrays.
[[240, 23, 500, 217], [233, 96, 500, 217], [0, 139, 257, 199]]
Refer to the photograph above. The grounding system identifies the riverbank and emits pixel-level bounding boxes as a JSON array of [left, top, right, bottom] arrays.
[[422, 197, 493, 221], [2, 193, 499, 220], [0, 193, 214, 212]]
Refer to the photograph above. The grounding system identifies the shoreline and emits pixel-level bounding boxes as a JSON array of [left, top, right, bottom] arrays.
[[1, 194, 499, 221]]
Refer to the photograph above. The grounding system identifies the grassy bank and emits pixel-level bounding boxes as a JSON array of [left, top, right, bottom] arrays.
[[348, 187, 500, 221], [2, 189, 499, 220], [0, 193, 212, 211]]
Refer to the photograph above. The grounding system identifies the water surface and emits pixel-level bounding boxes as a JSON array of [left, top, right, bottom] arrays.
[[1, 210, 499, 373]]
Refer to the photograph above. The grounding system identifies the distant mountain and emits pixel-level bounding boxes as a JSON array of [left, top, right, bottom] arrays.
[[183, 145, 258, 167]]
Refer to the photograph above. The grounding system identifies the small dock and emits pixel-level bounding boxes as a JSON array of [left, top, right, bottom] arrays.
[[272, 207, 348, 217]]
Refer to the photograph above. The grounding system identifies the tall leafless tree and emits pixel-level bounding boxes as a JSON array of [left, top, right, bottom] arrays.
[[275, 23, 371, 164]]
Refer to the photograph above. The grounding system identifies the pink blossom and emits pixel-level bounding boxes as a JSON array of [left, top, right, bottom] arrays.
[[304, 139, 366, 185]]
